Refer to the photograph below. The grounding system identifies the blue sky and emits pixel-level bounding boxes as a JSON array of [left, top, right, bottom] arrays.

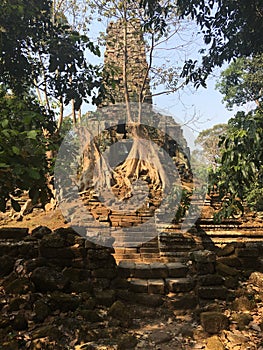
[[153, 75, 235, 134], [84, 16, 236, 137]]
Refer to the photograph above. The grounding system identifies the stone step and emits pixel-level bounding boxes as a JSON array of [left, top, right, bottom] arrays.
[[128, 278, 165, 294], [117, 261, 189, 279], [166, 277, 195, 293], [166, 292, 198, 310], [124, 276, 195, 295], [0, 227, 29, 240]]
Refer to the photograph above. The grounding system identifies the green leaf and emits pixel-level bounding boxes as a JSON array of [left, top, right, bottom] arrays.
[[0, 163, 10, 168], [12, 146, 20, 155], [1, 119, 9, 128], [27, 130, 38, 139], [27, 168, 41, 180], [11, 198, 21, 212]]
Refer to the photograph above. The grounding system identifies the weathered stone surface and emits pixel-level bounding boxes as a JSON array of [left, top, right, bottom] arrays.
[[95, 290, 116, 306], [166, 278, 194, 293], [232, 296, 255, 311], [92, 268, 117, 279], [33, 300, 51, 323], [117, 261, 135, 278], [217, 256, 241, 268], [31, 266, 69, 292], [11, 311, 28, 331], [206, 335, 225, 350], [217, 244, 235, 257], [191, 250, 216, 263], [198, 286, 228, 300], [39, 246, 86, 259], [196, 262, 215, 275], [134, 293, 163, 307], [62, 267, 91, 282], [78, 310, 103, 323], [235, 248, 259, 257], [166, 262, 188, 277], [200, 312, 229, 334], [167, 293, 198, 310], [216, 262, 239, 276], [133, 263, 152, 279], [199, 274, 224, 286], [0, 227, 28, 239], [148, 330, 173, 345], [231, 312, 253, 330], [108, 300, 130, 322], [224, 276, 239, 289], [148, 279, 165, 294], [249, 271, 263, 288], [0, 255, 15, 277], [31, 226, 52, 238], [117, 334, 138, 349], [5, 277, 34, 294], [69, 281, 93, 293], [128, 278, 148, 293], [48, 292, 80, 312], [9, 296, 27, 311], [24, 257, 47, 272], [149, 262, 168, 278]]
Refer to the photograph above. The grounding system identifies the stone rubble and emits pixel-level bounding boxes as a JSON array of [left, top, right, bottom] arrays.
[[0, 226, 263, 349]]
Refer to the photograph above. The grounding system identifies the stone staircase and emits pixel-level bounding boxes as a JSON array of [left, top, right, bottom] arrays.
[[114, 260, 197, 307], [113, 225, 202, 264]]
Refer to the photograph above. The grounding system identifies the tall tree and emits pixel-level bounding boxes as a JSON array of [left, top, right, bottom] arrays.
[[194, 123, 227, 171], [216, 54, 263, 109], [211, 55, 263, 218], [0, 0, 102, 211]]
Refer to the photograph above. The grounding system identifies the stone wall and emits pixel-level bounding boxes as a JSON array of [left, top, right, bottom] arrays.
[[1, 226, 263, 348], [101, 18, 152, 106], [0, 226, 117, 296], [1, 227, 262, 307]]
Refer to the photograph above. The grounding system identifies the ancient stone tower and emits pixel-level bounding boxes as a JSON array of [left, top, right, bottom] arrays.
[[101, 18, 152, 106]]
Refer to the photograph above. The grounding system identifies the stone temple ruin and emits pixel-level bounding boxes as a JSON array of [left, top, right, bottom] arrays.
[[1, 18, 263, 350], [67, 18, 197, 257], [101, 18, 152, 106]]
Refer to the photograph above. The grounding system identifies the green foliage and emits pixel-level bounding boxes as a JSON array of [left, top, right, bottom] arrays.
[[216, 54, 263, 109], [0, 0, 104, 211], [138, 0, 263, 85], [0, 0, 102, 108], [194, 124, 228, 170], [178, 0, 263, 86], [211, 109, 263, 219], [0, 89, 56, 211]]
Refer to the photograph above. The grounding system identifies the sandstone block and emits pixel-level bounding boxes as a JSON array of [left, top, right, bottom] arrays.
[[199, 274, 224, 286], [148, 279, 165, 294], [198, 286, 228, 300], [166, 262, 188, 277], [191, 250, 216, 263], [200, 311, 229, 334], [216, 262, 239, 276], [165, 278, 194, 293]]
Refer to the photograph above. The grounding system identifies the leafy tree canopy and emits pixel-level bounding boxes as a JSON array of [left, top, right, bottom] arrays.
[[212, 109, 263, 219], [194, 123, 227, 170], [138, 0, 263, 86], [0, 88, 56, 212], [0, 0, 103, 212], [0, 0, 102, 107], [216, 54, 263, 110]]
